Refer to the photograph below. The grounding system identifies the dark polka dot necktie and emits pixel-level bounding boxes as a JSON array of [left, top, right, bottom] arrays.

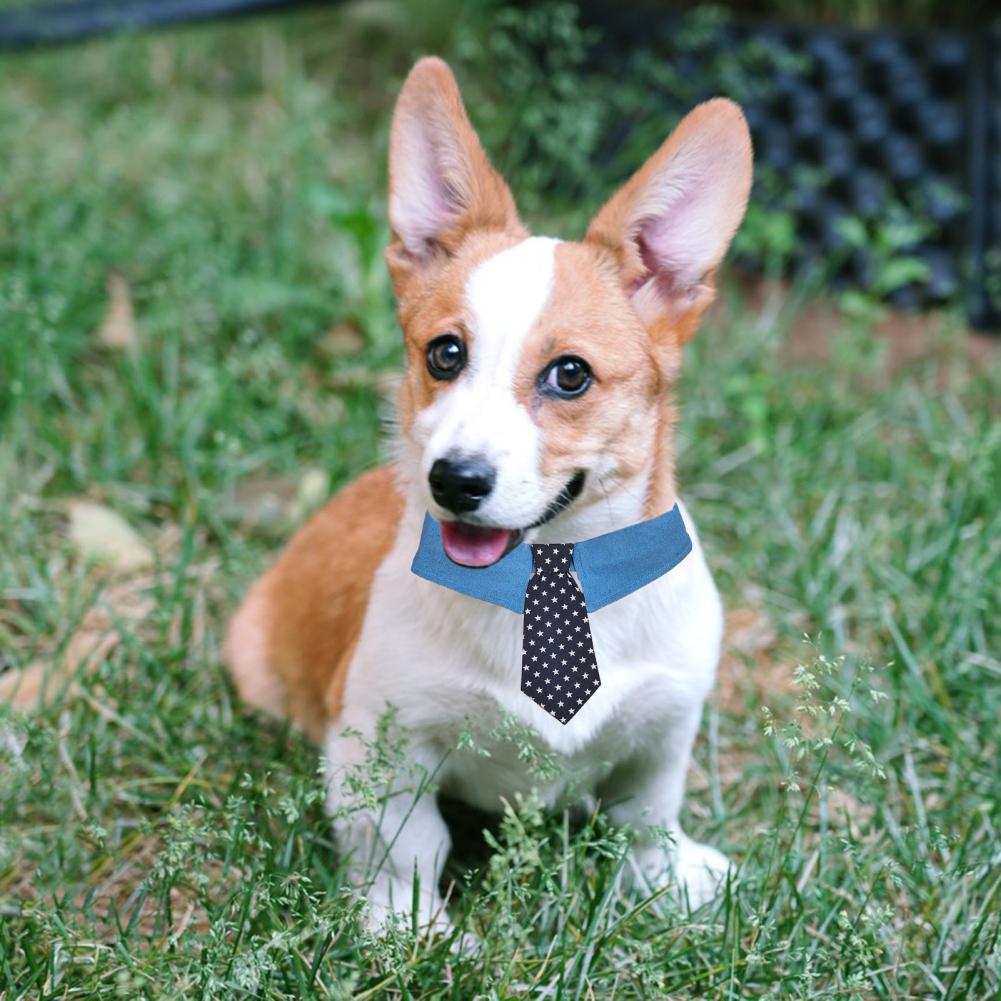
[[520, 542, 600, 724]]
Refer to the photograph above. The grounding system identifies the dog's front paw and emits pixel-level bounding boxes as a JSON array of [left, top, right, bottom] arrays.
[[632, 833, 732, 910], [673, 836, 732, 909], [360, 877, 453, 939]]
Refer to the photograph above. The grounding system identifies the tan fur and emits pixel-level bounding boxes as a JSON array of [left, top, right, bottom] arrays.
[[385, 59, 529, 437], [582, 99, 752, 517], [224, 466, 403, 743], [511, 241, 667, 509], [396, 229, 527, 433]]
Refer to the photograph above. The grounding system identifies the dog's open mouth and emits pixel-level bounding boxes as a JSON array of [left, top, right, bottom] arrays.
[[440, 522, 519, 568], [440, 471, 586, 568]]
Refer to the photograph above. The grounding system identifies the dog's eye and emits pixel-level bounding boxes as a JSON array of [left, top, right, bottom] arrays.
[[543, 356, 592, 398], [426, 334, 467, 381]]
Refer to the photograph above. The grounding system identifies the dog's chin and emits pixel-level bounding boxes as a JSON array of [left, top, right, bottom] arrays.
[[438, 471, 587, 568]]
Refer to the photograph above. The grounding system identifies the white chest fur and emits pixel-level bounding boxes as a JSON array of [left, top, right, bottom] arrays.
[[337, 500, 723, 812]]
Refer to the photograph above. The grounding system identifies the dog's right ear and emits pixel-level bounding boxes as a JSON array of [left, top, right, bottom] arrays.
[[386, 58, 522, 298]]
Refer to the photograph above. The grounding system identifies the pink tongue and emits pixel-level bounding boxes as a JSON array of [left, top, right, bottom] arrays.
[[440, 521, 513, 567]]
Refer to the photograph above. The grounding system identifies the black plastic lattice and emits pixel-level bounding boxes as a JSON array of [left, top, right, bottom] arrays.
[[968, 26, 1001, 328], [581, 7, 1001, 330]]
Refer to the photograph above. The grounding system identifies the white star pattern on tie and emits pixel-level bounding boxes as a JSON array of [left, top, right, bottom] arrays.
[[521, 542, 600, 724]]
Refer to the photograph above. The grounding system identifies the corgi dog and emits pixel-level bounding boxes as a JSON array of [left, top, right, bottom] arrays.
[[226, 57, 752, 933]]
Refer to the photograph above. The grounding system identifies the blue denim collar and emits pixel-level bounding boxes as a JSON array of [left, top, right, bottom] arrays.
[[410, 504, 692, 614]]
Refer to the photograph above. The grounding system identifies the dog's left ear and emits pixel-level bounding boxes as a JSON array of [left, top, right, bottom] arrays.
[[586, 99, 752, 346]]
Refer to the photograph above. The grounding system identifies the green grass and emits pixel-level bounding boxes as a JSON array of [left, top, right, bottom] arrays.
[[2, 7, 1000, 999]]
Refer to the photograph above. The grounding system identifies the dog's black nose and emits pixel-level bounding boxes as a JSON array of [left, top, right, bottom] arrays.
[[429, 456, 496, 514]]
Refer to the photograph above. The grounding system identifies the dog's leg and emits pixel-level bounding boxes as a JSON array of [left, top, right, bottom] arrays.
[[602, 703, 731, 909], [324, 713, 452, 935]]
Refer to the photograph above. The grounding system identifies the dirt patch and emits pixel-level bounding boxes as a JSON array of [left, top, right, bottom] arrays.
[[729, 275, 998, 380], [0, 575, 155, 711], [76, 845, 241, 942], [1, 523, 218, 713], [716, 604, 798, 717]]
